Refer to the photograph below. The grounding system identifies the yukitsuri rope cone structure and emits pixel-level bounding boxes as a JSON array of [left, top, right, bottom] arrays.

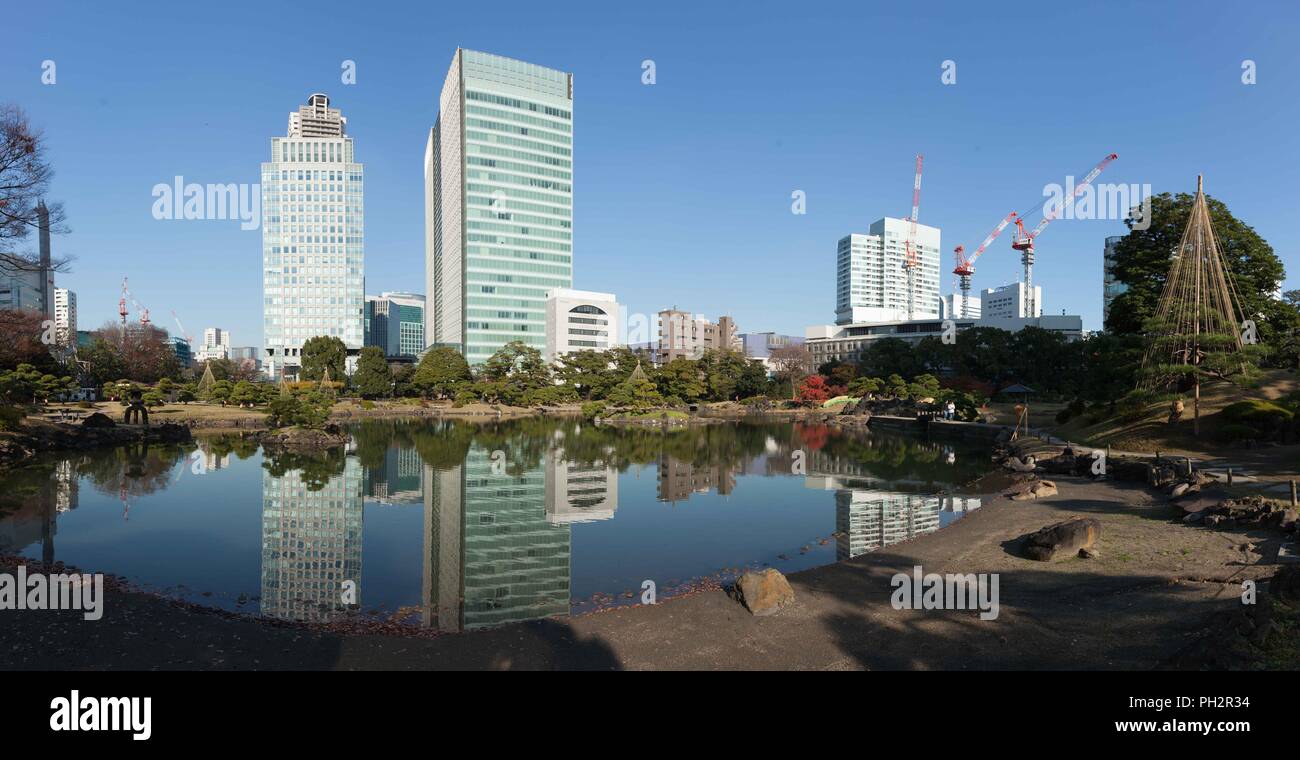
[[1138, 176, 1250, 436], [196, 362, 216, 397]]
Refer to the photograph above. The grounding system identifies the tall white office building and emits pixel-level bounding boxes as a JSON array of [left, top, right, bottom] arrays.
[[198, 327, 232, 362], [835, 217, 941, 325], [426, 49, 574, 365], [53, 288, 76, 347], [262, 93, 365, 379]]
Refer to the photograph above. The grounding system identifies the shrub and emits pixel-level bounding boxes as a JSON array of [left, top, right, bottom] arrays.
[[1218, 423, 1260, 444], [1220, 400, 1294, 440], [453, 389, 477, 407], [581, 401, 606, 420], [0, 405, 24, 431], [360, 399, 376, 410], [77, 400, 92, 409]]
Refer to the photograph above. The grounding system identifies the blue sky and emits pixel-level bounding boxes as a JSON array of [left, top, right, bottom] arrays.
[[3, 0, 1297, 347]]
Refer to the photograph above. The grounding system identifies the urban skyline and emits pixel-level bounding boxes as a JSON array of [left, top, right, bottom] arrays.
[[6, 1, 1295, 356]]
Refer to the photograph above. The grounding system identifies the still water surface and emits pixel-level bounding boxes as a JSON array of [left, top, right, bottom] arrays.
[[0, 418, 994, 631]]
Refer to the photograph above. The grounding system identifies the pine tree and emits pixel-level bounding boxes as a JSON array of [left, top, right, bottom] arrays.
[[1137, 176, 1263, 434]]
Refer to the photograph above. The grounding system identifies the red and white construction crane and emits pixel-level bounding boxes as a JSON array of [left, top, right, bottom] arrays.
[[171, 310, 194, 348], [951, 212, 1017, 319], [902, 154, 924, 320], [119, 278, 150, 327], [1010, 152, 1118, 318]]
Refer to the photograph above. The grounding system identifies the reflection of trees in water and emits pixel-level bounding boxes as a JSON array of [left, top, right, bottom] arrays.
[[335, 417, 991, 486], [77, 443, 191, 500], [817, 430, 988, 486], [261, 448, 347, 492], [0, 461, 59, 520], [203, 434, 261, 461]]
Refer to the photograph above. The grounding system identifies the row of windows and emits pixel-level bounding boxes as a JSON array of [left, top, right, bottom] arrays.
[[467, 142, 571, 169], [466, 182, 571, 208], [465, 89, 571, 120], [466, 155, 572, 181], [467, 218, 572, 242], [466, 130, 571, 158], [467, 257, 571, 277], [465, 104, 571, 134], [467, 232, 571, 253], [465, 244, 570, 264], [467, 207, 571, 230], [466, 168, 571, 194]]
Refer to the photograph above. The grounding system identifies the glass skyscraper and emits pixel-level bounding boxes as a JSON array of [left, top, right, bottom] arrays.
[[425, 49, 574, 365], [262, 93, 365, 379]]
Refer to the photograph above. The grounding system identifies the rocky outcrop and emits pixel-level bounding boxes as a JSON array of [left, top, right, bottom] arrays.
[[81, 412, 116, 428], [1, 419, 192, 470], [733, 569, 795, 616], [1004, 479, 1058, 501], [257, 425, 351, 451], [1192, 495, 1299, 533], [1019, 517, 1101, 561]]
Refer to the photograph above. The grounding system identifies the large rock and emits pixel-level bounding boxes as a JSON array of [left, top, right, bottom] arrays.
[[1005, 479, 1058, 501], [1272, 565, 1300, 600], [81, 412, 115, 428], [1020, 517, 1101, 561], [733, 568, 795, 616]]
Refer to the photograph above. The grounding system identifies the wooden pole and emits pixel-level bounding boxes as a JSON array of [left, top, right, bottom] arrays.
[[1291, 480, 1297, 508]]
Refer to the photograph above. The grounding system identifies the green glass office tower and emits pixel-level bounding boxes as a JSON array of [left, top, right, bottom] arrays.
[[425, 49, 574, 365]]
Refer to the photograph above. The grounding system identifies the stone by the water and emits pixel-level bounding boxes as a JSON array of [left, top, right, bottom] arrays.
[[734, 568, 795, 616]]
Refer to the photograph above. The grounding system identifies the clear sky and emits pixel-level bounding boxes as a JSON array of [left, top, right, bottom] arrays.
[[3, 0, 1297, 347]]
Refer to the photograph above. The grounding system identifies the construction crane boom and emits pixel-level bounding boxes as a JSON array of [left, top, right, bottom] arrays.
[[1011, 152, 1119, 319], [951, 212, 1017, 319], [902, 154, 924, 320]]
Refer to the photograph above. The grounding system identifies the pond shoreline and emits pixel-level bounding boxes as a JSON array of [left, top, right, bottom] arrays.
[[2, 475, 1292, 670]]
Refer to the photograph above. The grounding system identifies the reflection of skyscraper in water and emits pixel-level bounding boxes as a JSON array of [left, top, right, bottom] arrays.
[[204, 451, 232, 473], [364, 446, 423, 504], [656, 456, 736, 503], [260, 458, 364, 622], [545, 454, 617, 524], [422, 447, 578, 631], [0, 467, 69, 563], [54, 460, 79, 513], [834, 490, 943, 560]]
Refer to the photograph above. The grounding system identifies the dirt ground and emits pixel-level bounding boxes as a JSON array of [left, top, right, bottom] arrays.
[[2, 476, 1293, 671]]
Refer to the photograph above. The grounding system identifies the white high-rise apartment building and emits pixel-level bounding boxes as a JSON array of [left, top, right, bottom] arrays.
[[53, 288, 76, 347], [198, 327, 232, 362], [835, 217, 941, 325], [262, 93, 365, 379], [981, 282, 1043, 320], [426, 49, 574, 366], [544, 288, 620, 362]]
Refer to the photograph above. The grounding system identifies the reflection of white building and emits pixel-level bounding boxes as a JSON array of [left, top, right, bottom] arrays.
[[261, 457, 364, 622], [835, 490, 942, 560], [204, 451, 232, 472], [545, 453, 618, 524], [54, 460, 79, 513]]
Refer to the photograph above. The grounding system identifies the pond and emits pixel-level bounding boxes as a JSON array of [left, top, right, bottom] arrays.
[[0, 418, 997, 631]]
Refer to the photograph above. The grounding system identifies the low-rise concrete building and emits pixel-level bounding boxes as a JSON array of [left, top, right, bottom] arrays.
[[805, 314, 1083, 366], [545, 288, 620, 362], [657, 309, 737, 363]]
